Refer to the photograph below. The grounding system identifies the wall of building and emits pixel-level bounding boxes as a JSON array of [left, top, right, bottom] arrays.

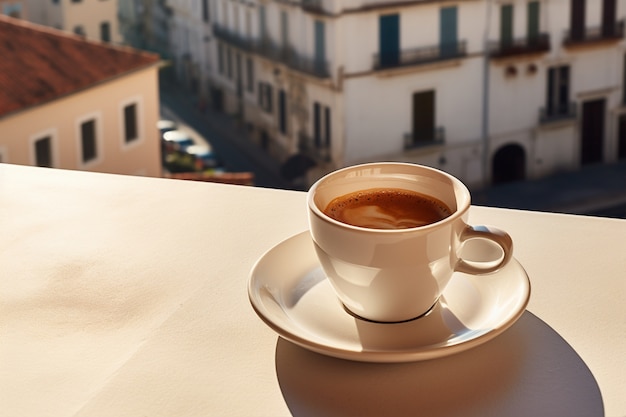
[[0, 67, 161, 177], [183, 0, 626, 188]]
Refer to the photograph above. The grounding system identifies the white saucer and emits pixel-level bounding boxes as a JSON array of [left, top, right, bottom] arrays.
[[248, 231, 531, 363]]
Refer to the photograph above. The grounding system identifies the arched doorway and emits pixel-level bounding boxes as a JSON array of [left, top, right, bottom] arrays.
[[492, 144, 526, 184]]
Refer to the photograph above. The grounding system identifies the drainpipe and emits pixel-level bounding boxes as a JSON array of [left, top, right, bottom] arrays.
[[481, 0, 493, 187]]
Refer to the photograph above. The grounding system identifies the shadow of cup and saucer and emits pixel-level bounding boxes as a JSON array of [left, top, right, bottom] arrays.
[[274, 310, 603, 417]]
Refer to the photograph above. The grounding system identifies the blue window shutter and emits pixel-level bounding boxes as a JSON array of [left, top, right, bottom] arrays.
[[379, 14, 399, 67]]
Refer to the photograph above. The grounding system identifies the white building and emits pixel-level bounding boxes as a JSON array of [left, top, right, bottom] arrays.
[[487, 0, 626, 183], [120, 0, 172, 59], [166, 0, 212, 99], [201, 0, 626, 188]]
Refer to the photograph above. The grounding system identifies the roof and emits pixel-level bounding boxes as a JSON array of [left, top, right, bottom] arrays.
[[0, 15, 160, 118]]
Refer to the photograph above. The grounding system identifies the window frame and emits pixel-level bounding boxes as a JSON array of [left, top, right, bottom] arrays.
[[29, 128, 58, 168], [547, 65, 571, 116], [278, 89, 287, 135], [100, 21, 111, 42], [76, 112, 103, 167], [500, 4, 514, 46], [120, 96, 143, 149], [313, 102, 331, 149], [246, 57, 254, 93], [258, 82, 273, 113]]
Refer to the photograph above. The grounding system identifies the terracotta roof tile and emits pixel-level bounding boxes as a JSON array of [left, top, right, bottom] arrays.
[[0, 15, 160, 117]]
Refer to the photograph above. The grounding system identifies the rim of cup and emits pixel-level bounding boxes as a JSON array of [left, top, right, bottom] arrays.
[[307, 162, 471, 233]]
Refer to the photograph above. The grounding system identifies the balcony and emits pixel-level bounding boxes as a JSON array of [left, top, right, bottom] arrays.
[[563, 20, 624, 47], [373, 41, 467, 71], [403, 127, 445, 150], [212, 24, 254, 52], [298, 133, 331, 162], [213, 24, 330, 79], [254, 39, 330, 79], [489, 33, 550, 59], [539, 102, 577, 124], [302, 0, 323, 12]]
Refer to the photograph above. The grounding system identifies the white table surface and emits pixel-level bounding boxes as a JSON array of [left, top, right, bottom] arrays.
[[0, 163, 624, 417]]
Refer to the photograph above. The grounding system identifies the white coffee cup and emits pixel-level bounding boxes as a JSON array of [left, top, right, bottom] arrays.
[[307, 162, 513, 323]]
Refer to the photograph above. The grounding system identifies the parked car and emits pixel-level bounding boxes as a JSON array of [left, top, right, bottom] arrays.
[[162, 130, 194, 153], [157, 119, 177, 137], [185, 144, 222, 170]]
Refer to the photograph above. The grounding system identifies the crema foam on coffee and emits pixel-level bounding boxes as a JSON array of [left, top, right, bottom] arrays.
[[323, 188, 452, 229]]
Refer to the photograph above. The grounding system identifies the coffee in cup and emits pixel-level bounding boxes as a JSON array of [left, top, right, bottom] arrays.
[[307, 162, 513, 323], [323, 188, 452, 229]]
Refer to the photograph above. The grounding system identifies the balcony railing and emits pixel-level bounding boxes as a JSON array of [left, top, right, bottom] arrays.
[[403, 127, 445, 150], [253, 38, 330, 79], [539, 102, 577, 124], [373, 40, 467, 71], [212, 24, 254, 52], [301, 0, 323, 12], [489, 33, 550, 58], [563, 20, 625, 46], [213, 24, 330, 79], [298, 134, 331, 162]]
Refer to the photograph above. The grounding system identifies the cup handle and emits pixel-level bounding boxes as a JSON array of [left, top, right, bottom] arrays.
[[455, 225, 513, 275]]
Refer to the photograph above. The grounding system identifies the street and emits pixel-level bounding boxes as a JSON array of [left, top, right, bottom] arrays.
[[159, 81, 298, 191]]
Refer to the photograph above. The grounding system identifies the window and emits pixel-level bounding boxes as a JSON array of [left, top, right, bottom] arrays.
[[570, 0, 585, 41], [246, 57, 254, 93], [202, 0, 210, 23], [226, 46, 233, 79], [527, 1, 540, 42], [440, 7, 458, 57], [278, 90, 287, 135], [618, 114, 626, 159], [314, 20, 326, 73], [124, 103, 138, 143], [74, 26, 85, 36], [500, 4, 513, 47], [81, 119, 98, 163], [412, 91, 436, 143], [313, 102, 331, 148], [34, 137, 53, 167], [259, 5, 268, 42], [602, 0, 617, 37], [235, 52, 242, 89], [217, 42, 224, 75], [280, 11, 289, 48], [234, 4, 240, 32], [258, 82, 273, 113], [222, 0, 229, 24], [100, 22, 111, 42], [547, 65, 570, 117], [245, 9, 252, 38], [378, 15, 399, 67], [623, 53, 626, 105]]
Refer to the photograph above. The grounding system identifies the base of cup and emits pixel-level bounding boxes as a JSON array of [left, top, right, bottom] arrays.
[[341, 301, 438, 324]]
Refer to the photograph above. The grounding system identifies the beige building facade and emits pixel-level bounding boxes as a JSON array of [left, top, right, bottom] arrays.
[[0, 15, 161, 177], [0, 69, 161, 177]]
